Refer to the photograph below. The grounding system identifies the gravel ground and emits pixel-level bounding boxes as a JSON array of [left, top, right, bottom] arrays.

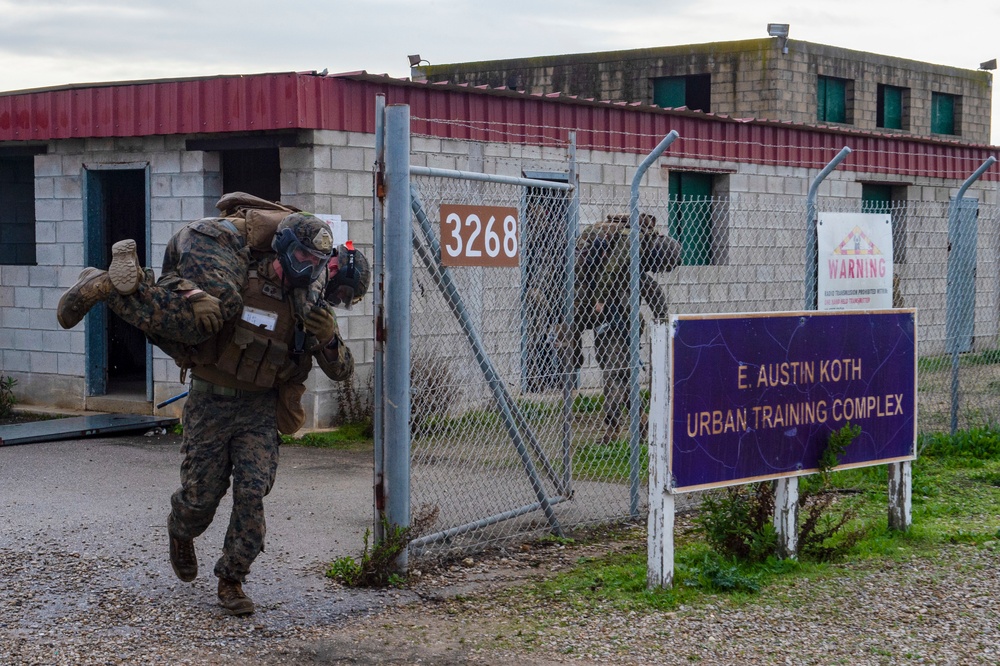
[[2, 420, 998, 664], [2, 527, 999, 665]]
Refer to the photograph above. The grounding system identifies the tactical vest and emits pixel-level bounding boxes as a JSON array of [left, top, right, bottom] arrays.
[[190, 266, 310, 391]]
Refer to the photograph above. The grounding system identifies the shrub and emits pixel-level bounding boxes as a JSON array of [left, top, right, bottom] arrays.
[[0, 375, 17, 419]]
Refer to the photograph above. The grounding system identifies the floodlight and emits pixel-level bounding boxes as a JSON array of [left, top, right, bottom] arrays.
[[767, 23, 790, 54], [980, 59, 997, 71], [408, 54, 424, 67], [767, 23, 789, 38]]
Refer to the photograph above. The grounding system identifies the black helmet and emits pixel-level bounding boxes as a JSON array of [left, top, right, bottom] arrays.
[[271, 213, 334, 287], [326, 241, 370, 309]]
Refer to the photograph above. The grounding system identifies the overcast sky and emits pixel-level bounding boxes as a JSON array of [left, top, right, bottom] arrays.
[[2, 0, 998, 143]]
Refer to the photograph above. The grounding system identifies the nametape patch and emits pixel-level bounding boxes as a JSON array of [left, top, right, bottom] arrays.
[[242, 306, 278, 331]]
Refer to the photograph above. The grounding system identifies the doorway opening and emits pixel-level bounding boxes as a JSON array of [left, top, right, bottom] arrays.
[[84, 166, 150, 399]]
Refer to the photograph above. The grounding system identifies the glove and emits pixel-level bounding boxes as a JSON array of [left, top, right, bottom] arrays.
[[303, 305, 337, 348], [186, 290, 223, 335]]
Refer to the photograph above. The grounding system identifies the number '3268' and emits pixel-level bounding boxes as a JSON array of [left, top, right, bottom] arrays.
[[440, 205, 519, 267]]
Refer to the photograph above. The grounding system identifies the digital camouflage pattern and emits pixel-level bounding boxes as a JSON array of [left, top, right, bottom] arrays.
[[105, 216, 331, 366], [558, 214, 680, 442], [167, 389, 279, 583]]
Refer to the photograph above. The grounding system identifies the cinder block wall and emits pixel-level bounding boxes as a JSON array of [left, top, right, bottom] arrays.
[[424, 38, 993, 144], [8, 133, 375, 428]]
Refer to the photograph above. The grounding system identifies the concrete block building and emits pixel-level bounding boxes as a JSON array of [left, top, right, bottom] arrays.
[[420, 37, 994, 145], [0, 66, 997, 425]]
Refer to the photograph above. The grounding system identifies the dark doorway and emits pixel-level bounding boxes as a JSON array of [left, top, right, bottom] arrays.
[[84, 167, 149, 397], [222, 148, 281, 201]]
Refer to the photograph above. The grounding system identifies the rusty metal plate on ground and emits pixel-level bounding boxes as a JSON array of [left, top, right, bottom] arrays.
[[0, 414, 179, 447]]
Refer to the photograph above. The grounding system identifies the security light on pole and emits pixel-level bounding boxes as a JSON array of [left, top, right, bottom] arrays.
[[767, 23, 790, 54]]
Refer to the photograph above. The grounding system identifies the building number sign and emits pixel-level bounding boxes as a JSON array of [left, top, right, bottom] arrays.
[[439, 204, 519, 267]]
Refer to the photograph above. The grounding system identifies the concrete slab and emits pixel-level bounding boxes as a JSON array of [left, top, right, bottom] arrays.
[[0, 413, 178, 446]]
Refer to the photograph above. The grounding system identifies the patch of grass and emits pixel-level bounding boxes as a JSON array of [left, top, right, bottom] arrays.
[[571, 393, 603, 414], [327, 517, 411, 588], [918, 349, 1000, 372], [572, 437, 648, 482], [283, 421, 373, 449], [523, 427, 1000, 614]]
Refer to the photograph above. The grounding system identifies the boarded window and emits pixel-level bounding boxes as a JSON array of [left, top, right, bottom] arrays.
[[877, 85, 906, 130], [931, 92, 957, 135], [817, 76, 849, 124], [668, 171, 714, 266], [653, 74, 710, 112]]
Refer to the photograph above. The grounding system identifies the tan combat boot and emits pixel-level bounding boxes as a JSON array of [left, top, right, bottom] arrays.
[[107, 239, 143, 295], [168, 532, 198, 582], [56, 268, 114, 329], [218, 577, 255, 616], [56, 240, 143, 329]]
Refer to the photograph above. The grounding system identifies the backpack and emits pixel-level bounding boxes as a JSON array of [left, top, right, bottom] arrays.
[[215, 191, 301, 251]]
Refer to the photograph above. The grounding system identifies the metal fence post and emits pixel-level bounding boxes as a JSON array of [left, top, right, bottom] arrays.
[[562, 131, 580, 495], [779, 146, 852, 558], [383, 104, 412, 570], [627, 130, 679, 518], [947, 156, 997, 435], [372, 94, 386, 542]]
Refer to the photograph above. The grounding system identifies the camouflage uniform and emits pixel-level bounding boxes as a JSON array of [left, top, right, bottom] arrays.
[[564, 214, 680, 443], [165, 221, 353, 589], [167, 389, 280, 583], [102, 217, 252, 355], [57, 206, 355, 612]]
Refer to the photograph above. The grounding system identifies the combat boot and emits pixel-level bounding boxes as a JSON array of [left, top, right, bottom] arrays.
[[217, 577, 255, 616], [107, 239, 142, 295], [168, 532, 198, 582], [57, 240, 144, 329], [56, 268, 114, 329]]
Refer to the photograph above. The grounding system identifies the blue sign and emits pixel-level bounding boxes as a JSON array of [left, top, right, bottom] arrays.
[[669, 310, 916, 492]]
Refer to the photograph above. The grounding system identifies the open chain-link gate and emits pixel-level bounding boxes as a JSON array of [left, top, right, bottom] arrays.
[[372, 100, 1000, 563]]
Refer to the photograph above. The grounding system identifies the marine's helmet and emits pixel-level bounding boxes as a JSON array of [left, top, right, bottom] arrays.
[[326, 241, 371, 309], [271, 213, 335, 287]]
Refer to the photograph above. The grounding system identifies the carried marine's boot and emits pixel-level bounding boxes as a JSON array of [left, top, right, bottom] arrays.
[[56, 239, 144, 329], [168, 532, 198, 582], [217, 577, 255, 616], [107, 239, 143, 295], [56, 268, 114, 329]]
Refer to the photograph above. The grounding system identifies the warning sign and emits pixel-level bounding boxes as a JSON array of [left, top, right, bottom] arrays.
[[818, 213, 893, 311]]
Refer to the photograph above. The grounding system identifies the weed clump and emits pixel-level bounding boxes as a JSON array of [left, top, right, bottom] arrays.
[[327, 517, 411, 588], [0, 375, 17, 419]]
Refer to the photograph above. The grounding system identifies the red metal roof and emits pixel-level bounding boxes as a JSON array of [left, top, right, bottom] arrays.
[[1, 71, 997, 182]]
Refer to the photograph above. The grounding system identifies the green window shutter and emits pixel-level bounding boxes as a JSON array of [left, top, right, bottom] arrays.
[[669, 172, 713, 266], [880, 86, 902, 129], [653, 77, 686, 108], [818, 76, 846, 123], [817, 77, 827, 122], [932, 93, 955, 134], [862, 184, 892, 213]]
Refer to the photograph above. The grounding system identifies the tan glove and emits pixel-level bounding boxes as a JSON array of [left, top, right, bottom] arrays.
[[303, 305, 337, 348], [186, 290, 223, 335]]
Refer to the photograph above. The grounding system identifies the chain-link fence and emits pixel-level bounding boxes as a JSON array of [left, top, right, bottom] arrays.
[[387, 118, 1000, 559]]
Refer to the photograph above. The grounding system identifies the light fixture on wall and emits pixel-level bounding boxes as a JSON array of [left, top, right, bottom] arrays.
[[980, 59, 997, 71], [408, 54, 429, 67], [767, 23, 790, 55]]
